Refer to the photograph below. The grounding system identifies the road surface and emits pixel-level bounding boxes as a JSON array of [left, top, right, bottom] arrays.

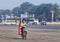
[[0, 24, 60, 42]]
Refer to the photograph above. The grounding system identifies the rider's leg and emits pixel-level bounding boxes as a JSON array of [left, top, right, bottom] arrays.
[[21, 27, 25, 39]]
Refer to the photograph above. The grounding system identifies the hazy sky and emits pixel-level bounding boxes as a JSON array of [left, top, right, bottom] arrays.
[[0, 0, 60, 10]]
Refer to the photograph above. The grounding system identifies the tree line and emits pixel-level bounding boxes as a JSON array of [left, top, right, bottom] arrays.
[[0, 2, 60, 22]]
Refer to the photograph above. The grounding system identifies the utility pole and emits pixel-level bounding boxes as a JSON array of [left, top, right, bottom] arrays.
[[51, 10, 55, 22], [1, 15, 4, 24], [33, 14, 35, 21]]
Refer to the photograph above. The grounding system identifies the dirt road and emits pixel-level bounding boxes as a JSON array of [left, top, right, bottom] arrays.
[[0, 28, 60, 42]]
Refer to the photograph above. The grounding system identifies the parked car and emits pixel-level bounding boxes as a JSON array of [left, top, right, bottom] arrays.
[[28, 21, 34, 25], [40, 21, 46, 25], [28, 21, 39, 25], [32, 22, 37, 24]]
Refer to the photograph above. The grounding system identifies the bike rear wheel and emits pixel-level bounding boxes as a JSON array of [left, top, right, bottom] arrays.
[[22, 31, 27, 40]]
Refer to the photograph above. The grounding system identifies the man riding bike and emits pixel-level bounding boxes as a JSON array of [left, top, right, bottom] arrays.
[[19, 19, 28, 40]]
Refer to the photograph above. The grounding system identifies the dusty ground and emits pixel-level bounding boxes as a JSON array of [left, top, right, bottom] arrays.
[[0, 28, 60, 42]]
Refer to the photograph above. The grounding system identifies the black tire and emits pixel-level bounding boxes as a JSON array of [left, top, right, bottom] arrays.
[[45, 24, 46, 25], [22, 31, 27, 40]]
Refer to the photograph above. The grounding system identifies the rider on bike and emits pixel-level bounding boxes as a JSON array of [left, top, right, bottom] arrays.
[[21, 19, 27, 32], [20, 19, 28, 39]]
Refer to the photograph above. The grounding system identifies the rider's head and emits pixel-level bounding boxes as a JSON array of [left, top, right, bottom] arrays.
[[22, 18, 26, 23]]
